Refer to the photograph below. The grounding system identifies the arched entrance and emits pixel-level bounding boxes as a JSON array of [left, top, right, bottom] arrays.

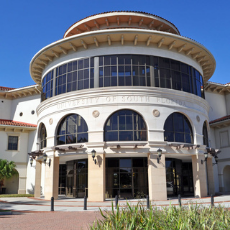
[[3, 170, 19, 194], [223, 165, 230, 193]]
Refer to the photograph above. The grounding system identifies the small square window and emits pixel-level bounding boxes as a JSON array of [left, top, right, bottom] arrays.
[[8, 136, 18, 150]]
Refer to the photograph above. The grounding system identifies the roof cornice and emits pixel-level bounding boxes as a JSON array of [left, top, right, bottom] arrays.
[[0, 85, 40, 99]]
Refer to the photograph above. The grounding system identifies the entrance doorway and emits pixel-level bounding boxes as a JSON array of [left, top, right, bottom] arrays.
[[106, 158, 148, 199], [59, 159, 88, 198], [223, 165, 230, 193], [166, 158, 194, 197]]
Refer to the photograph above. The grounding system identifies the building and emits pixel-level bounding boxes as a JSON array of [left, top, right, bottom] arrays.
[[0, 86, 39, 194], [205, 82, 230, 194], [1, 11, 226, 201]]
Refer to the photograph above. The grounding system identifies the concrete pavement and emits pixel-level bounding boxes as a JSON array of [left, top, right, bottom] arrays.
[[1, 195, 230, 212]]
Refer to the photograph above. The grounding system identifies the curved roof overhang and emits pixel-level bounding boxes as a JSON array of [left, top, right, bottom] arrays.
[[64, 11, 180, 38], [0, 85, 40, 99], [205, 82, 230, 94], [30, 29, 216, 86]]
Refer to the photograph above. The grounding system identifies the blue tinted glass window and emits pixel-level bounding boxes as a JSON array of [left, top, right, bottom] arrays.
[[164, 112, 193, 143], [57, 114, 88, 145], [104, 110, 147, 141]]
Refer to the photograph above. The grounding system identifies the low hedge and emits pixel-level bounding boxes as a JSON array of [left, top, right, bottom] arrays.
[[0, 194, 34, 198]]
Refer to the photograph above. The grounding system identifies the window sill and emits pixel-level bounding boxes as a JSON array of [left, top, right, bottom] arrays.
[[5, 149, 19, 152]]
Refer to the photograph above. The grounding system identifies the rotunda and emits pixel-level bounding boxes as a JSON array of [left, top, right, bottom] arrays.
[[30, 11, 216, 201]]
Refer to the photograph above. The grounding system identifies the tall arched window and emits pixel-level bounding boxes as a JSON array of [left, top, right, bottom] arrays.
[[164, 112, 193, 143], [57, 114, 88, 145], [39, 123, 47, 149], [104, 110, 147, 141], [203, 122, 209, 147]]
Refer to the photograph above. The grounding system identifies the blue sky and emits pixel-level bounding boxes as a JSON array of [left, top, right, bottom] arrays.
[[0, 0, 228, 88]]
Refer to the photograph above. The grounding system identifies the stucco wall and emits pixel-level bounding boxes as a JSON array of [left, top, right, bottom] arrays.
[[225, 93, 230, 116], [0, 99, 12, 120], [205, 91, 227, 121], [11, 94, 40, 124]]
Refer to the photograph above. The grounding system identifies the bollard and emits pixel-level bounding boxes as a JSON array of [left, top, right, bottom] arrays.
[[51, 197, 54, 211], [146, 195, 150, 209], [178, 194, 181, 207], [211, 194, 214, 208], [84, 196, 87, 210], [115, 195, 118, 209]]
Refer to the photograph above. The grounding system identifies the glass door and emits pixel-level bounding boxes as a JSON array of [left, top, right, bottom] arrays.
[[65, 159, 88, 198], [106, 158, 148, 199]]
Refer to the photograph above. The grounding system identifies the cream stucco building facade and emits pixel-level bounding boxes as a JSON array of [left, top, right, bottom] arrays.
[[0, 11, 228, 201]]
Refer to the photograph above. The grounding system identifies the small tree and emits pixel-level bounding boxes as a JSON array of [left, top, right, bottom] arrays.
[[0, 159, 18, 193]]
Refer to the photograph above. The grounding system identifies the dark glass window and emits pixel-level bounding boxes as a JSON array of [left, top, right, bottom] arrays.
[[8, 136, 18, 150], [106, 158, 148, 198], [55, 58, 93, 96], [104, 110, 147, 141], [164, 112, 193, 143], [41, 70, 53, 101], [203, 122, 209, 147], [39, 123, 47, 149], [64, 159, 88, 197], [57, 114, 88, 145], [42, 55, 205, 100], [99, 55, 151, 87]]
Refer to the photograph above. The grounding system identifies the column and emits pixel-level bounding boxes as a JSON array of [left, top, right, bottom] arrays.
[[207, 158, 215, 195], [44, 156, 59, 200], [34, 160, 42, 198], [88, 153, 105, 201], [192, 154, 208, 197], [148, 153, 167, 201]]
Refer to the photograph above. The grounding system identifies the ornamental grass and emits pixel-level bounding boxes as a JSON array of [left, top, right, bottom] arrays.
[[90, 202, 230, 230]]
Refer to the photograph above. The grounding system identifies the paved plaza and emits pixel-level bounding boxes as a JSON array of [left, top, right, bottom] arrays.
[[0, 195, 230, 229]]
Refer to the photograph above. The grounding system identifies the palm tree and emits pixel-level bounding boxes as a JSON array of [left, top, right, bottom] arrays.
[[0, 159, 18, 193]]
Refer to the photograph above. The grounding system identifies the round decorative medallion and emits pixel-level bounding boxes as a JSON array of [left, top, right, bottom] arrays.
[[153, 109, 160, 117], [49, 118, 53, 125], [196, 115, 200, 122], [92, 110, 100, 118]]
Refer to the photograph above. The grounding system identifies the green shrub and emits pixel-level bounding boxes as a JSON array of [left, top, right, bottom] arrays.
[[0, 194, 34, 198], [90, 202, 230, 229]]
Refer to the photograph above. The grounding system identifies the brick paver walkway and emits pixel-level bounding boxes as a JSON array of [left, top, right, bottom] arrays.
[[0, 211, 103, 230]]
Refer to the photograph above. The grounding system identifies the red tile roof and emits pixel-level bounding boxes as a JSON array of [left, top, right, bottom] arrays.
[[0, 119, 37, 127], [209, 115, 230, 124], [0, 86, 15, 91]]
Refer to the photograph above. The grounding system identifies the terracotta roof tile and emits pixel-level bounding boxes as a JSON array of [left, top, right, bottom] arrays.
[[0, 119, 37, 127], [0, 86, 15, 91], [209, 115, 230, 124]]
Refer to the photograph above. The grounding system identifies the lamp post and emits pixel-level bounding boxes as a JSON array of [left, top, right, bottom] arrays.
[[91, 149, 96, 164], [157, 148, 162, 164]]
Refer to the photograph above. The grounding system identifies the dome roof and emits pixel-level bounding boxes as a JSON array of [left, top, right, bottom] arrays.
[[64, 11, 180, 38]]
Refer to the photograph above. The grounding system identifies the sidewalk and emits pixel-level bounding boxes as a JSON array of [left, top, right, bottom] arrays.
[[1, 195, 230, 212], [1, 195, 230, 230]]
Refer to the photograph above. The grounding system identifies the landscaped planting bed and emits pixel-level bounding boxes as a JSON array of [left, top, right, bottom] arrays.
[[90, 203, 230, 229]]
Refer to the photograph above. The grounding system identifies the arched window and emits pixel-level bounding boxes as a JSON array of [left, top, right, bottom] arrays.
[[57, 114, 88, 145], [203, 122, 209, 147], [104, 110, 147, 141], [164, 112, 193, 143], [39, 123, 47, 149]]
